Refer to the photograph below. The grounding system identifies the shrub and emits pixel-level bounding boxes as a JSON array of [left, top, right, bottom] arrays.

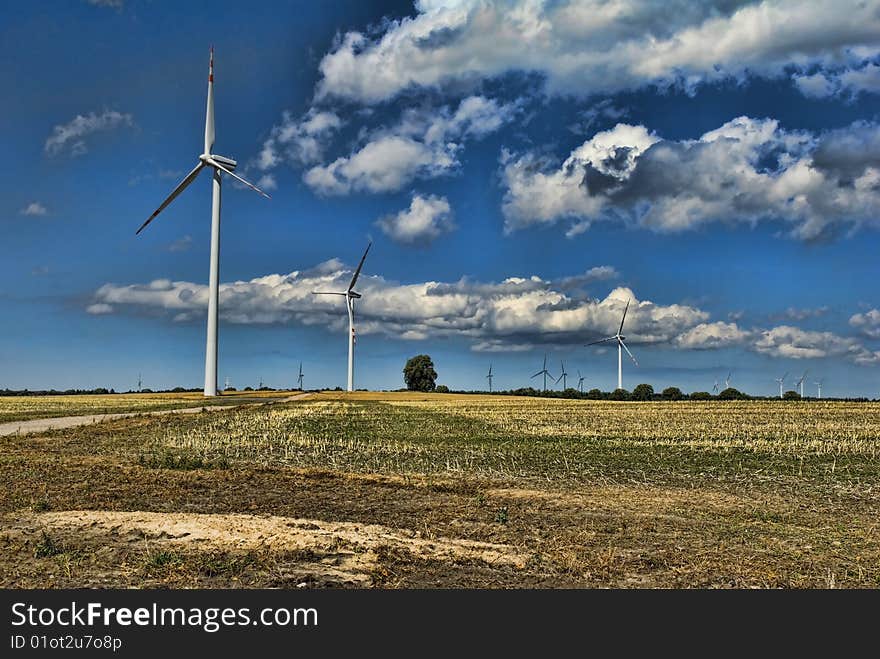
[[403, 355, 438, 392], [609, 388, 630, 401], [690, 391, 712, 400], [435, 385, 450, 393], [718, 387, 747, 400], [661, 386, 684, 400], [631, 383, 654, 400]]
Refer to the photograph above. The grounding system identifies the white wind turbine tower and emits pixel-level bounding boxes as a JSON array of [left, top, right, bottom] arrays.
[[555, 361, 569, 390], [531, 353, 553, 392], [796, 370, 809, 398], [312, 242, 372, 392], [586, 299, 637, 391], [712, 379, 719, 394], [577, 370, 585, 393], [297, 362, 304, 391], [814, 378, 824, 399], [135, 48, 270, 397], [724, 372, 732, 389], [775, 372, 788, 399], [486, 364, 493, 392], [137, 373, 142, 393]]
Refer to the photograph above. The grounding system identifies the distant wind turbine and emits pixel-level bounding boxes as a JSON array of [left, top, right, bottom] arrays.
[[712, 379, 719, 394], [486, 364, 493, 392], [313, 242, 372, 392], [796, 370, 809, 398], [725, 372, 732, 389], [297, 362, 304, 391], [586, 299, 637, 391], [577, 370, 585, 393], [135, 48, 270, 397], [531, 353, 553, 392], [556, 361, 569, 390], [814, 378, 824, 399], [775, 372, 788, 399], [137, 373, 142, 393]]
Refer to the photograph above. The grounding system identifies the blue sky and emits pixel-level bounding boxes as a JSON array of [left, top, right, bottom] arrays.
[[2, 0, 880, 396]]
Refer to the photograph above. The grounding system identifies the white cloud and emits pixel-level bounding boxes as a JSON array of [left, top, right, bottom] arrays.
[[257, 174, 277, 191], [850, 309, 880, 339], [755, 325, 878, 363], [304, 95, 515, 195], [86, 303, 114, 315], [20, 202, 48, 216], [87, 0, 123, 7], [167, 235, 193, 253], [256, 109, 343, 171], [674, 322, 752, 350], [501, 116, 880, 241], [88, 264, 704, 349], [793, 62, 880, 98], [44, 110, 133, 157], [376, 193, 456, 246], [315, 0, 880, 104], [87, 262, 878, 364]]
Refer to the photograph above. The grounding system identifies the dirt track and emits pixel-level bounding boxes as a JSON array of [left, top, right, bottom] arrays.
[[0, 393, 312, 437]]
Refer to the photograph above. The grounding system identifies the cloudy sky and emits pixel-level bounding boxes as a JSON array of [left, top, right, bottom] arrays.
[[2, 0, 880, 395]]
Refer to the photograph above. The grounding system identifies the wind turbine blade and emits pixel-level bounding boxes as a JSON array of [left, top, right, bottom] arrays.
[[206, 157, 270, 198], [555, 373, 564, 384], [312, 291, 347, 296], [619, 339, 638, 366], [618, 299, 630, 336], [348, 241, 372, 292], [585, 337, 616, 346], [205, 47, 215, 155], [136, 162, 205, 234], [531, 371, 543, 379]]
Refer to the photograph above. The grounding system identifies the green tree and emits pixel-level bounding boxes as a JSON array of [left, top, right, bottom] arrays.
[[403, 354, 438, 392], [661, 386, 684, 400], [690, 391, 712, 400], [435, 384, 450, 393], [631, 383, 654, 400], [783, 390, 801, 400], [718, 387, 746, 400], [609, 388, 630, 401], [586, 388, 604, 399]]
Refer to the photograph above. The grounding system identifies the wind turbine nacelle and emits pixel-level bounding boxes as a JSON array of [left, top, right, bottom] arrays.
[[209, 154, 237, 170]]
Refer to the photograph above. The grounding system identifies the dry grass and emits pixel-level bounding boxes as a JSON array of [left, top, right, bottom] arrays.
[[1, 392, 877, 588], [0, 390, 297, 423]]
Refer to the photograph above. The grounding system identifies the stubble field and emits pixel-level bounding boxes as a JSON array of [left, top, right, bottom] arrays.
[[1, 392, 877, 588]]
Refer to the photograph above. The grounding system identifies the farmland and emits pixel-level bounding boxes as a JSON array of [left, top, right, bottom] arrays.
[[0, 390, 293, 424], [1, 392, 878, 588]]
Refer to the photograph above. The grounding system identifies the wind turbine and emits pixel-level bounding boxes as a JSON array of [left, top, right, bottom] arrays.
[[556, 361, 569, 390], [312, 242, 372, 392], [796, 370, 809, 398], [135, 48, 270, 397], [531, 353, 553, 392], [724, 372, 732, 389], [814, 378, 824, 399], [775, 372, 788, 399], [297, 362, 304, 391], [586, 299, 637, 391], [137, 373, 142, 393], [712, 379, 719, 394], [577, 370, 585, 393], [486, 364, 493, 392]]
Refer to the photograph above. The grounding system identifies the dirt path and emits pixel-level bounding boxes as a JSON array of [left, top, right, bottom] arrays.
[[4, 510, 529, 587], [0, 393, 312, 437]]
